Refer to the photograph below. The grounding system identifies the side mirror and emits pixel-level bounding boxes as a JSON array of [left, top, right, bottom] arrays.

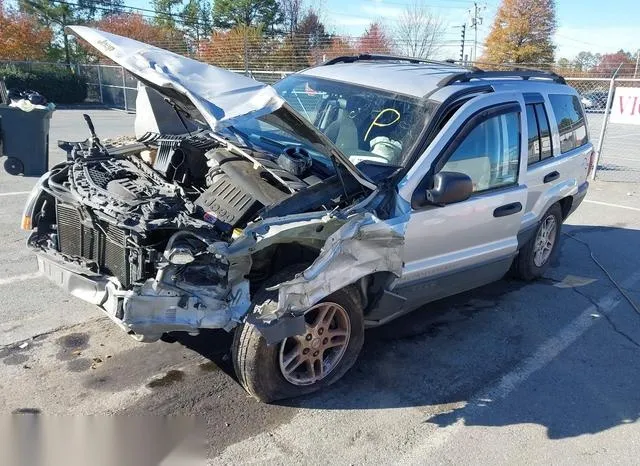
[[425, 171, 473, 206]]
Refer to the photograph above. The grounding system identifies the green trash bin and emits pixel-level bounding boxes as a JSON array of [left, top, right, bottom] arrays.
[[0, 105, 54, 176]]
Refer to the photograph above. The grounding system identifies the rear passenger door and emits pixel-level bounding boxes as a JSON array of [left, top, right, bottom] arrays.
[[522, 93, 591, 230], [396, 92, 528, 311]]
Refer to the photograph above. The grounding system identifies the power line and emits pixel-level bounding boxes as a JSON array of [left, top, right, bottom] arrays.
[[46, 0, 211, 29]]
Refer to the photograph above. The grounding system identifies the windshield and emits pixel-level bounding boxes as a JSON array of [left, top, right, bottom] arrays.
[[273, 74, 427, 167]]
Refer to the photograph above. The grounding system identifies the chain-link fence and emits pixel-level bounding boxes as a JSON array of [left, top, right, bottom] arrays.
[[78, 64, 138, 111], [568, 77, 640, 183], [75, 64, 291, 112], [593, 78, 640, 183]]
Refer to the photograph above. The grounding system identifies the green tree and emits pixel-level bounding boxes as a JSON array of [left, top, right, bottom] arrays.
[[573, 51, 599, 72], [77, 0, 124, 20], [153, 0, 182, 28], [19, 0, 78, 65], [199, 0, 212, 37], [212, 0, 282, 33], [182, 0, 201, 41], [483, 0, 556, 65]]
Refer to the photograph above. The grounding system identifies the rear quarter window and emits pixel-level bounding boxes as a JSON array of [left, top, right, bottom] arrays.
[[548, 94, 588, 153]]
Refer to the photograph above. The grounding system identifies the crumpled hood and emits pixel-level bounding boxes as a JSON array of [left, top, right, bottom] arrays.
[[68, 26, 285, 130]]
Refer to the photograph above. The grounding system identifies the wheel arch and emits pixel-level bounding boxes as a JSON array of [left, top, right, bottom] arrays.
[[558, 195, 573, 219]]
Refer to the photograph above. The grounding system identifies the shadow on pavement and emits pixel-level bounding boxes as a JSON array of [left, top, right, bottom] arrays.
[[171, 224, 640, 440]]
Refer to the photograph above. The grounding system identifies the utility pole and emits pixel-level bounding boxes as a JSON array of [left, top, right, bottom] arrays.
[[634, 49, 640, 78], [459, 24, 466, 64], [468, 2, 485, 63], [62, 12, 70, 69]]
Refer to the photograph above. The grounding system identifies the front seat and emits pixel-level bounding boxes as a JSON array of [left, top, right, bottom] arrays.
[[325, 100, 359, 153]]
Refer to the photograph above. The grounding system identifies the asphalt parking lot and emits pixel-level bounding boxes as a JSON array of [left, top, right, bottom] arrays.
[[1, 109, 640, 465]]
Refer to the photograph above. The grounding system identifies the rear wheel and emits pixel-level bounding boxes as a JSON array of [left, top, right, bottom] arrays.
[[512, 203, 563, 280], [232, 271, 364, 403]]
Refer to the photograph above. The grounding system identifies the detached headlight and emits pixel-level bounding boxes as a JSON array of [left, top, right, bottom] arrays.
[[21, 171, 50, 231], [165, 246, 195, 265]]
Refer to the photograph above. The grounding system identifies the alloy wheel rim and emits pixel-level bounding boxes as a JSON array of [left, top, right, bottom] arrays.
[[278, 302, 351, 386], [533, 214, 557, 267]]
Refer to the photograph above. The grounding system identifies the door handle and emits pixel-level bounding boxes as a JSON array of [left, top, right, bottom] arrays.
[[493, 202, 522, 217], [543, 171, 560, 183]]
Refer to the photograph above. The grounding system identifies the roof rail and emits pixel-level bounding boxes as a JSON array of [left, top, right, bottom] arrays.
[[322, 54, 467, 69], [438, 69, 566, 87]]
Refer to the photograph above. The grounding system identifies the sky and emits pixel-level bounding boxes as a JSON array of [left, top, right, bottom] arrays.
[[309, 0, 640, 60]]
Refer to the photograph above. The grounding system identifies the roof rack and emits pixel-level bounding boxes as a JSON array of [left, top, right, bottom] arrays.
[[438, 69, 566, 87], [322, 54, 468, 69]]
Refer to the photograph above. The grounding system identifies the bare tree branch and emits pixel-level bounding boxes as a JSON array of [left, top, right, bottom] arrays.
[[279, 0, 304, 36], [394, 0, 445, 58]]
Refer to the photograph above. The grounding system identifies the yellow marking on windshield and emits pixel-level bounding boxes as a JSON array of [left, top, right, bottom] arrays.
[[364, 108, 401, 141]]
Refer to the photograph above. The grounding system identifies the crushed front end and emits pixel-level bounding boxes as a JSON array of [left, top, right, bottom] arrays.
[[25, 132, 251, 340], [23, 112, 385, 342]]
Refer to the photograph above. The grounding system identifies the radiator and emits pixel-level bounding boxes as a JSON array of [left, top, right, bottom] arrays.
[[56, 202, 131, 287]]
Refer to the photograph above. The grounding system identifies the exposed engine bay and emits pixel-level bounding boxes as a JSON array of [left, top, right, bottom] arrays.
[[31, 112, 369, 283]]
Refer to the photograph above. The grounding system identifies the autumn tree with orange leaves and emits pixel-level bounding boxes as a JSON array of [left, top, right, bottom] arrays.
[[483, 0, 556, 66], [356, 22, 394, 55], [0, 1, 53, 61], [94, 13, 186, 51]]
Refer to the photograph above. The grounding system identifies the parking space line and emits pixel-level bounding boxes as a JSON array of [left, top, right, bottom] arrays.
[[402, 270, 640, 460], [584, 200, 640, 212], [0, 191, 31, 197], [604, 156, 640, 162], [0, 272, 41, 286]]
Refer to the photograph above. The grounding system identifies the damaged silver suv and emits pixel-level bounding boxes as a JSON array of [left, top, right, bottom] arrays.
[[22, 27, 592, 402]]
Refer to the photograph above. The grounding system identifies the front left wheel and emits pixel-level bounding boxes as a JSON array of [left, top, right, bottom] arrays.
[[232, 285, 364, 403]]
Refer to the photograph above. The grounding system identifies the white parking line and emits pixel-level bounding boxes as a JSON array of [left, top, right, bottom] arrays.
[[584, 199, 640, 212], [0, 272, 41, 286], [0, 191, 31, 197], [604, 155, 640, 161], [402, 270, 640, 461]]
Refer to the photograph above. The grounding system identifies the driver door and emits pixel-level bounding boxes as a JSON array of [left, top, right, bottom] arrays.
[[395, 92, 528, 312]]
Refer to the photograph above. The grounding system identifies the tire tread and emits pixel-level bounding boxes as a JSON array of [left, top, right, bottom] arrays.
[[512, 203, 563, 281]]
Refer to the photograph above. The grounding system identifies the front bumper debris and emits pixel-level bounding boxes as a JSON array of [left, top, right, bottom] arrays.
[[36, 252, 236, 339]]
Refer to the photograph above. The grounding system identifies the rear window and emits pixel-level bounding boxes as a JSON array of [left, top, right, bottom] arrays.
[[548, 94, 588, 153], [526, 103, 553, 165]]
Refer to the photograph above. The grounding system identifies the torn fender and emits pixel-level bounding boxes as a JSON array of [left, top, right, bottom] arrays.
[[269, 211, 409, 316]]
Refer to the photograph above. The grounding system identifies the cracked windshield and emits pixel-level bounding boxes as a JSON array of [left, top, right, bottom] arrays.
[[274, 75, 427, 167]]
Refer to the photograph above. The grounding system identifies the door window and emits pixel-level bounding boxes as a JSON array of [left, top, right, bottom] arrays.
[[549, 94, 588, 153], [526, 103, 554, 165], [439, 111, 521, 192]]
